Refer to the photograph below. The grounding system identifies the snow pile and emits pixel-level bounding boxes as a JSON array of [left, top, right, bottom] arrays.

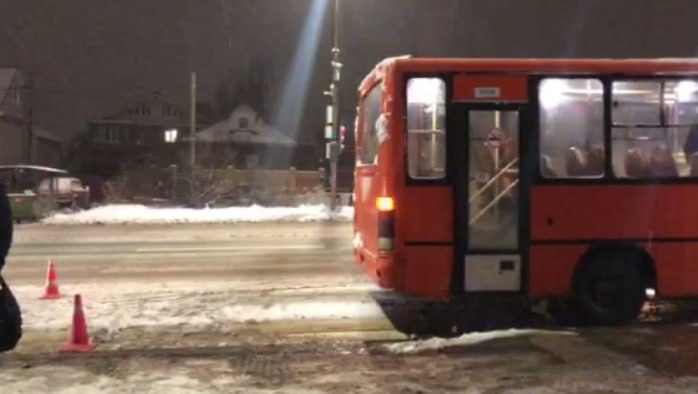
[[221, 300, 384, 322], [13, 281, 384, 331], [42, 204, 354, 225], [383, 329, 575, 354]]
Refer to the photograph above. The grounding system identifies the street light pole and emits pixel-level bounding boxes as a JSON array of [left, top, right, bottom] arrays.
[[325, 0, 342, 211], [24, 69, 36, 164], [189, 71, 197, 201]]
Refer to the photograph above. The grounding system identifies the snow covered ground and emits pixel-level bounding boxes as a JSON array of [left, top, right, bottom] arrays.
[[383, 328, 576, 354], [5, 333, 698, 394], [42, 204, 354, 225], [13, 281, 385, 333]]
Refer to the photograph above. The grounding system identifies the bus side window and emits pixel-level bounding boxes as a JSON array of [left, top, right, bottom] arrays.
[[359, 84, 382, 165], [611, 80, 698, 178], [690, 153, 698, 176], [406, 78, 446, 180], [538, 78, 605, 179], [540, 155, 557, 177]]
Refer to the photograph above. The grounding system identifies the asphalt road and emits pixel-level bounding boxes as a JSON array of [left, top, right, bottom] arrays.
[[4, 222, 403, 346], [5, 222, 356, 285]]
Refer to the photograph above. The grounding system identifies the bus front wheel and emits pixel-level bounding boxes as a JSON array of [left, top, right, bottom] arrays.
[[573, 249, 646, 326]]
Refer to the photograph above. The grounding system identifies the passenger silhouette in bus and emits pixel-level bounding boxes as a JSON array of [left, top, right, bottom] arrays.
[[684, 125, 698, 169], [625, 147, 650, 178], [586, 144, 605, 175], [650, 144, 679, 177]]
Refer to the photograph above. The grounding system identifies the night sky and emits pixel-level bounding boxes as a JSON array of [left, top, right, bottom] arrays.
[[1, 0, 697, 144]]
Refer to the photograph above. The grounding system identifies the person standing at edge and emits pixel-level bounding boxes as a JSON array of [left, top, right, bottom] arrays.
[[0, 178, 20, 353], [0, 180, 12, 271]]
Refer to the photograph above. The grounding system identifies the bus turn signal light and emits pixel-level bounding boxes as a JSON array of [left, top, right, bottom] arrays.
[[376, 197, 395, 212]]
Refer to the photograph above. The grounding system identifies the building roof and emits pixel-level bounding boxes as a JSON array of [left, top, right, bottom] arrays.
[[33, 125, 63, 143], [96, 91, 187, 122], [193, 105, 296, 146]]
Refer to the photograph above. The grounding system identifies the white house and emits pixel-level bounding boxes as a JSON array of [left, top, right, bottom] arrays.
[[194, 105, 295, 146], [193, 105, 298, 169]]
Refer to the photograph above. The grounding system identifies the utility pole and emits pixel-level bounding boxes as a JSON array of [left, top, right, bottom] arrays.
[[189, 71, 197, 200], [325, 0, 342, 211], [24, 69, 35, 164]]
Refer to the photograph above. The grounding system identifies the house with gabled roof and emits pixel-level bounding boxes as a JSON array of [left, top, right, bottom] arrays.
[[0, 68, 63, 167], [0, 68, 27, 165], [192, 105, 302, 169], [78, 94, 321, 177], [81, 91, 190, 177]]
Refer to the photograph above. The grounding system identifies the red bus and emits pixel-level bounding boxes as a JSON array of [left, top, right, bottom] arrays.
[[352, 56, 698, 325]]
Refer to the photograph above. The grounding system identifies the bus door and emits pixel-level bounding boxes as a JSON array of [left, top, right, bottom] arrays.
[[451, 76, 531, 295]]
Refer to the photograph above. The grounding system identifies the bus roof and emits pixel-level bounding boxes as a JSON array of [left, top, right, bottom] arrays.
[[359, 56, 698, 93]]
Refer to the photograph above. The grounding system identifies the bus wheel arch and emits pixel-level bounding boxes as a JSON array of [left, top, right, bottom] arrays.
[[575, 243, 657, 290], [570, 243, 655, 326]]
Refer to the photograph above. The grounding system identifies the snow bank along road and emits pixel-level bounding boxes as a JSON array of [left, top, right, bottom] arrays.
[[5, 222, 698, 392]]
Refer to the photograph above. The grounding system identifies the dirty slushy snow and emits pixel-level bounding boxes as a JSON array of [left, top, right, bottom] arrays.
[[13, 281, 385, 332], [4, 349, 698, 394], [383, 328, 576, 354]]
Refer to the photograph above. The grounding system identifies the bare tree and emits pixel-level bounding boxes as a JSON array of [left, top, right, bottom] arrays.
[[213, 54, 275, 121]]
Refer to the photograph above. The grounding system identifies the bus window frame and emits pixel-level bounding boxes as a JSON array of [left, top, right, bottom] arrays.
[[533, 74, 608, 183], [609, 77, 698, 128], [403, 72, 454, 187], [609, 77, 698, 181], [605, 74, 698, 184], [533, 73, 698, 186]]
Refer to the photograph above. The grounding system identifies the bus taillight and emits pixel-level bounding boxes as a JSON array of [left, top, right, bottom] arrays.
[[376, 197, 395, 212], [377, 197, 395, 252]]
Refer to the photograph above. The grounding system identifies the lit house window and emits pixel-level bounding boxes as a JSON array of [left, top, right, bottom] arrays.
[[164, 129, 178, 143]]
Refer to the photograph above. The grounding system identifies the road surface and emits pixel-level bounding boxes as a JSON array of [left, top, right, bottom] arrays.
[[6, 222, 403, 340], [8, 222, 354, 283], [4, 222, 698, 393]]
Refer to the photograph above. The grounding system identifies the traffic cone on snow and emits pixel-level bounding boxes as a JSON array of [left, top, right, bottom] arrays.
[[61, 294, 97, 353], [40, 260, 61, 300]]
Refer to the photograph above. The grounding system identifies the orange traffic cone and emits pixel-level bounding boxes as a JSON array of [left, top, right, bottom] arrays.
[[61, 294, 97, 353], [40, 260, 61, 300]]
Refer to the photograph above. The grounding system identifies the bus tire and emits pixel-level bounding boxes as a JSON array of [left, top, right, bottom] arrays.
[[573, 249, 646, 326]]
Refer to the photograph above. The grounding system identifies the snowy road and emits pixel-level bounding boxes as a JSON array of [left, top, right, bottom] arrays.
[[4, 222, 401, 341], [4, 223, 698, 392], [6, 223, 416, 349], [6, 238, 355, 283], [6, 222, 356, 283]]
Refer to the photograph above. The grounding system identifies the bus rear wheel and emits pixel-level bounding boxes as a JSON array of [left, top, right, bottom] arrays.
[[573, 250, 646, 326]]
